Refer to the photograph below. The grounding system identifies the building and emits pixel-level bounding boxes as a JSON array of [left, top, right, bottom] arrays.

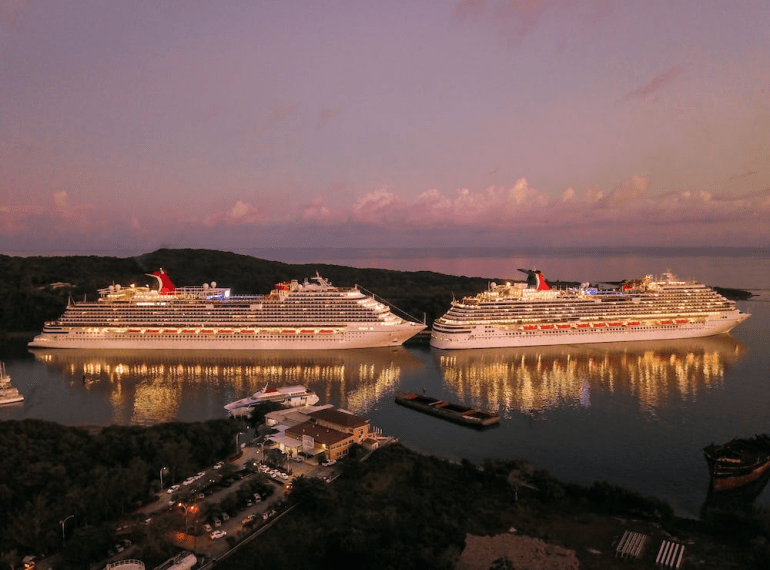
[[264, 405, 385, 461]]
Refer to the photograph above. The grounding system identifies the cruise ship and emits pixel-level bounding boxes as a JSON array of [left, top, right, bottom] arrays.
[[28, 269, 426, 350], [430, 269, 749, 350]]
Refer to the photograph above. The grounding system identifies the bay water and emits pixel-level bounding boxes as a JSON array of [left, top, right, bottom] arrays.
[[1, 247, 768, 518]]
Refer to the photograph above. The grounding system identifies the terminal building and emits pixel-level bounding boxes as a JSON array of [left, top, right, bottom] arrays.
[[263, 405, 388, 461]]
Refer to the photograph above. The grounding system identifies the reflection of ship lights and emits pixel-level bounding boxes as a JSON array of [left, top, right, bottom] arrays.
[[31, 347, 422, 425], [437, 336, 746, 417]]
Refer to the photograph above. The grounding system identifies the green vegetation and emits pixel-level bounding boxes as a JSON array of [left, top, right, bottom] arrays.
[[2, 422, 770, 569], [0, 418, 243, 568]]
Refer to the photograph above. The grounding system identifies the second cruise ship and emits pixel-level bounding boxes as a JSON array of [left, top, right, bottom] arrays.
[[29, 269, 426, 350], [430, 269, 749, 350]]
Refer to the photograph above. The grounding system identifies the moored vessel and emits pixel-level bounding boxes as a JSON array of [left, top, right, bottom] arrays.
[[430, 269, 749, 350], [394, 391, 500, 428], [0, 362, 24, 406], [225, 385, 320, 417], [703, 435, 770, 492], [28, 269, 425, 350]]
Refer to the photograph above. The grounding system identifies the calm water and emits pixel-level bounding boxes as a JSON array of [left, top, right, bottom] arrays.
[[1, 248, 769, 518]]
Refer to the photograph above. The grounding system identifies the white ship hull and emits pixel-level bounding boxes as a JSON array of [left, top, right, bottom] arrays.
[[29, 324, 423, 351], [430, 311, 747, 350]]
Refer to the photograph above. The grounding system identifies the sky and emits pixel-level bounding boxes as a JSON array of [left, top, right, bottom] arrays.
[[1, 0, 769, 254]]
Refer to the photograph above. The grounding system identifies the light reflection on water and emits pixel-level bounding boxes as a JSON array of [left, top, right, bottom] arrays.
[[435, 335, 746, 418], [26, 347, 423, 425]]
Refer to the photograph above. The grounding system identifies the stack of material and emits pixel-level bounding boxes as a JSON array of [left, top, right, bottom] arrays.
[[615, 530, 648, 559], [656, 540, 685, 568]]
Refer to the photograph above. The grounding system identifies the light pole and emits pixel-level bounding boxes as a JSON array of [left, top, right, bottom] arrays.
[[160, 466, 167, 490], [236, 432, 246, 453], [178, 503, 189, 535], [60, 514, 73, 545]]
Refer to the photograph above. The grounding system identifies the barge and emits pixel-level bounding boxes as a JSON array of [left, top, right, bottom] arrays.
[[395, 391, 500, 428]]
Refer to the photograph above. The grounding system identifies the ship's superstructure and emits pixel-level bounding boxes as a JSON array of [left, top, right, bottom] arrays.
[[430, 269, 749, 350], [29, 270, 425, 350]]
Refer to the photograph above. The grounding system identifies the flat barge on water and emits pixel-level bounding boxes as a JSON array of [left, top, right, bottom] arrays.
[[395, 391, 500, 428]]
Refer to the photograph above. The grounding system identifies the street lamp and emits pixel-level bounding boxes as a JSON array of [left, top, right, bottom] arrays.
[[236, 432, 246, 452], [178, 503, 197, 538], [160, 466, 167, 490], [60, 515, 74, 545]]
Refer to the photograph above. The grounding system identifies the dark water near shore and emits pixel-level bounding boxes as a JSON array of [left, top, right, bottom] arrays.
[[1, 248, 769, 518]]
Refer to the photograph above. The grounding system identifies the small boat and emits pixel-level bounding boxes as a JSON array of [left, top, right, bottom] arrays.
[[703, 435, 770, 492], [224, 384, 320, 417], [0, 362, 24, 406], [395, 391, 500, 428]]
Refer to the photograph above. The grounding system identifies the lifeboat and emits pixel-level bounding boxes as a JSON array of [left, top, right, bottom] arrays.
[[608, 322, 621, 327], [539, 324, 554, 330], [319, 329, 334, 334], [145, 329, 160, 333], [218, 329, 233, 334], [301, 329, 315, 334], [626, 321, 640, 326], [200, 329, 214, 334], [163, 329, 178, 334], [592, 323, 606, 328], [661, 320, 674, 325], [240, 329, 255, 334], [576, 323, 590, 329], [523, 325, 537, 331], [557, 324, 571, 329], [676, 319, 688, 324], [128, 329, 141, 333], [282, 329, 296, 334], [182, 329, 196, 333]]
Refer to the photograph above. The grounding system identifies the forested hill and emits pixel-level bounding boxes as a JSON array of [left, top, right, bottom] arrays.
[[0, 249, 498, 333], [0, 249, 750, 334]]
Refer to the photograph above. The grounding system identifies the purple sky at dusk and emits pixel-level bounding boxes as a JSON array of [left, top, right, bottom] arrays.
[[2, 0, 769, 254]]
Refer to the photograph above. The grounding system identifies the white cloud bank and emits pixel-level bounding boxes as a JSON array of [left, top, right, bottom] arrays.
[[2, 176, 769, 250]]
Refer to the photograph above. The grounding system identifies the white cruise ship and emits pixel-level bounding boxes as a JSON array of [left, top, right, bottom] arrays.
[[225, 385, 320, 417], [28, 269, 426, 350], [430, 269, 749, 350]]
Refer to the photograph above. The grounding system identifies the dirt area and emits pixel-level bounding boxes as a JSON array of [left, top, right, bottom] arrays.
[[463, 507, 753, 570], [458, 532, 580, 570]]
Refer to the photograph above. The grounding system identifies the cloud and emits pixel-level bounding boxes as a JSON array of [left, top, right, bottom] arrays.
[[595, 175, 649, 208], [202, 200, 267, 227], [301, 196, 346, 224], [622, 65, 683, 101], [351, 187, 404, 223], [454, 0, 612, 49], [317, 106, 341, 130]]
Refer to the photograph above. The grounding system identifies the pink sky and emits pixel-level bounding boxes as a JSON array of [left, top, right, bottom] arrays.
[[2, 0, 769, 253]]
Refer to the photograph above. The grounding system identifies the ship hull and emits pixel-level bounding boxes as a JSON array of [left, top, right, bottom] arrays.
[[430, 312, 747, 350], [29, 325, 423, 351]]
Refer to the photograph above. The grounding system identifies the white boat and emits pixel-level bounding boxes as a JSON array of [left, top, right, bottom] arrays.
[[0, 362, 24, 405], [430, 269, 750, 350], [28, 269, 425, 350], [224, 384, 320, 417]]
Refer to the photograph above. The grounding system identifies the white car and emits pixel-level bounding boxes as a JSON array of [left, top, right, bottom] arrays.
[[214, 461, 224, 470], [210, 530, 227, 539]]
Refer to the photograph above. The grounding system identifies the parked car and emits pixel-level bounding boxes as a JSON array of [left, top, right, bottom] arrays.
[[210, 530, 227, 539], [214, 461, 224, 470], [241, 514, 256, 525], [221, 513, 230, 521], [213, 518, 221, 528], [203, 523, 212, 532]]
